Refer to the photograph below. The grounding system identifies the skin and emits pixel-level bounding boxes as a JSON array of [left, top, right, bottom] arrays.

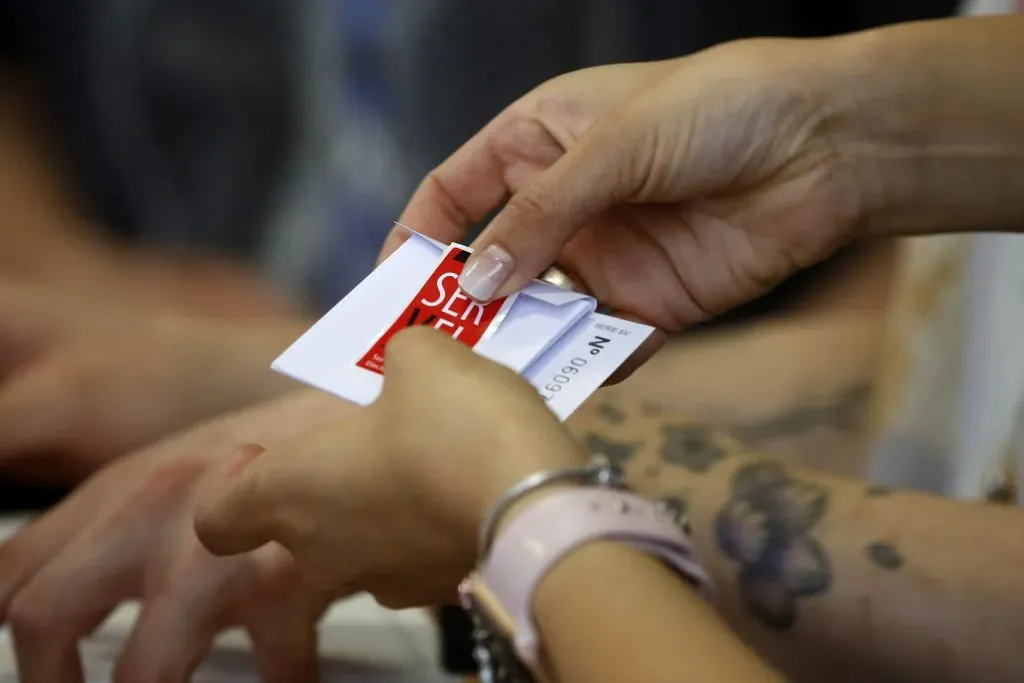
[[387, 16, 1024, 376], [193, 329, 1024, 683], [566, 393, 1024, 683], [195, 329, 788, 682], [196, 17, 1024, 681], [0, 306, 887, 682]]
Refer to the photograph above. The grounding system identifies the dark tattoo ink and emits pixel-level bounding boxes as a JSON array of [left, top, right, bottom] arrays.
[[730, 384, 872, 445], [865, 485, 892, 498], [597, 403, 627, 425], [987, 480, 1017, 505], [660, 426, 726, 473], [584, 434, 640, 467], [866, 542, 904, 570], [660, 495, 694, 536], [715, 462, 832, 631], [657, 494, 689, 525]]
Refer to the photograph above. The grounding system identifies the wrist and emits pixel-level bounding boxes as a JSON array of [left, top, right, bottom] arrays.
[[471, 438, 590, 543], [816, 17, 1024, 237], [463, 480, 713, 680]]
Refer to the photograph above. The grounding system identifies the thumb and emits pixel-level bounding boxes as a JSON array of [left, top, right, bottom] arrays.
[[193, 443, 280, 556], [458, 114, 646, 302], [195, 416, 376, 558]]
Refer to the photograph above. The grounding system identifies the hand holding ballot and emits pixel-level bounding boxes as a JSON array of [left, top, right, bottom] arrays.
[[385, 20, 1024, 379], [383, 49, 864, 352], [196, 327, 587, 608]]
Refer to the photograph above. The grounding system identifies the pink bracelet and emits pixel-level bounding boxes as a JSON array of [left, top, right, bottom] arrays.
[[462, 484, 713, 681]]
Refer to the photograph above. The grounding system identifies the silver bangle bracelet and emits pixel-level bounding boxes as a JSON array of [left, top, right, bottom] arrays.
[[477, 455, 626, 560]]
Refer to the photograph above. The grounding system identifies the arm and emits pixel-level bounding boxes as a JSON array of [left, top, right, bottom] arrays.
[[567, 395, 1024, 683], [532, 539, 785, 683], [497, 317, 883, 683], [831, 15, 1024, 237]]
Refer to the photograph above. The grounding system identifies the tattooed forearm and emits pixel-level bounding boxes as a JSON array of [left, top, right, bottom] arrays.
[[622, 383, 873, 473], [728, 385, 871, 445], [571, 387, 1024, 683], [714, 462, 832, 631]]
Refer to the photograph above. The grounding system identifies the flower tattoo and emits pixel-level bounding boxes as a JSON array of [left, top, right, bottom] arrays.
[[715, 461, 832, 631]]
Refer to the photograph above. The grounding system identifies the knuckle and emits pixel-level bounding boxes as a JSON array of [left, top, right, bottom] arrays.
[[504, 188, 554, 229], [112, 464, 203, 523], [418, 170, 466, 230], [8, 584, 62, 641]]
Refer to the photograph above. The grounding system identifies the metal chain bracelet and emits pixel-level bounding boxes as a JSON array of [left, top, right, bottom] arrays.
[[477, 455, 627, 561]]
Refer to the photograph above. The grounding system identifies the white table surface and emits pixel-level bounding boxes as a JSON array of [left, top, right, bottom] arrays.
[[0, 517, 458, 682]]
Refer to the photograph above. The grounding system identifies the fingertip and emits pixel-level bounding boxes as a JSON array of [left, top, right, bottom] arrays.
[[458, 243, 517, 302], [382, 327, 451, 382]]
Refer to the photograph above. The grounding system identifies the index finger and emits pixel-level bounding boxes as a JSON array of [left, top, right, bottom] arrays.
[[379, 114, 516, 262]]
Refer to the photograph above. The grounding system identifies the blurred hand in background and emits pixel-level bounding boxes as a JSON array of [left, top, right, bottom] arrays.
[[0, 279, 307, 483], [0, 389, 350, 683]]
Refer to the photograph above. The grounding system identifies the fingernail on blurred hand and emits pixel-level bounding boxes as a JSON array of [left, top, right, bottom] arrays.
[[460, 244, 515, 301]]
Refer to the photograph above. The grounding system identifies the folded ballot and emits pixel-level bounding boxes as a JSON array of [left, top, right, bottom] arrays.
[[272, 230, 654, 420]]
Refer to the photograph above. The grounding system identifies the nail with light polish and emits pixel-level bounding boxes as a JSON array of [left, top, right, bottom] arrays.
[[459, 245, 515, 301]]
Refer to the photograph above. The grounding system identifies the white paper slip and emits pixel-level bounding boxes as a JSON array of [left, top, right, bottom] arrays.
[[272, 229, 654, 419], [523, 313, 654, 420], [474, 279, 596, 373]]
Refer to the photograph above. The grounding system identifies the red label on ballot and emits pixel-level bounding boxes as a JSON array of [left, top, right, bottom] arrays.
[[356, 247, 508, 375]]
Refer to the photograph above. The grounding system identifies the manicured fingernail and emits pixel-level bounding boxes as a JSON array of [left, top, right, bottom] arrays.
[[459, 244, 515, 301]]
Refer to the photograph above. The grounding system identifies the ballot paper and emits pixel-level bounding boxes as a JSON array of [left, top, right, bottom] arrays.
[[273, 230, 655, 419]]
